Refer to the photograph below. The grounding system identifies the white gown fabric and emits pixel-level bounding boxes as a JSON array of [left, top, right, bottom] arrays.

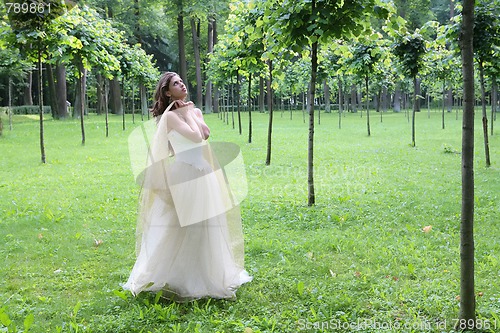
[[124, 103, 252, 301]]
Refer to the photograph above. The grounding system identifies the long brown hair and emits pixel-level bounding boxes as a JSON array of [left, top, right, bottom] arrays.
[[150, 72, 180, 118]]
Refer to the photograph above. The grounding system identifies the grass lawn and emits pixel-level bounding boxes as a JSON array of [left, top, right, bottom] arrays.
[[0, 108, 499, 332]]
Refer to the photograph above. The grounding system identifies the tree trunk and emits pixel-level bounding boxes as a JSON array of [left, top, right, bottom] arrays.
[[24, 70, 33, 106], [265, 60, 273, 166], [248, 73, 252, 143], [236, 71, 242, 135], [415, 77, 421, 112], [442, 80, 446, 129], [478, 62, 491, 166], [308, 38, 318, 207], [191, 17, 203, 108], [96, 73, 105, 115], [338, 76, 343, 129], [37, 51, 46, 163], [177, 3, 188, 84], [350, 84, 357, 112], [109, 77, 123, 115], [365, 76, 371, 136], [491, 76, 497, 135], [140, 83, 148, 121], [458, 0, 476, 328], [323, 79, 331, 113], [393, 84, 401, 112], [77, 57, 86, 145], [259, 76, 265, 112], [55, 63, 68, 118], [8, 77, 13, 130], [46, 64, 58, 119], [205, 16, 214, 114], [412, 76, 417, 147]]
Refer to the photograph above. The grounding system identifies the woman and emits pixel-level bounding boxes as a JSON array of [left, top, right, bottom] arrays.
[[123, 72, 252, 301]]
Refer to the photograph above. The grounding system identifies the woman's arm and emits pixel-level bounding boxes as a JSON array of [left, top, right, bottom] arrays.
[[166, 109, 203, 143], [193, 108, 210, 139]]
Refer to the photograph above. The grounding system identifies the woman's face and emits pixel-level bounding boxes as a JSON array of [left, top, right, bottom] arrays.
[[166, 75, 187, 101]]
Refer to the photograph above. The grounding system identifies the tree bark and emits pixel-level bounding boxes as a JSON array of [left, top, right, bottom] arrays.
[[478, 62, 491, 166], [308, 37, 318, 206], [109, 77, 123, 115], [248, 73, 252, 143], [77, 57, 86, 145], [46, 64, 58, 119], [365, 76, 371, 136], [491, 76, 497, 135], [191, 17, 203, 107], [265, 60, 273, 166], [393, 84, 401, 112], [323, 79, 331, 113], [37, 50, 46, 163], [55, 63, 68, 118], [24, 70, 33, 106], [458, 0, 476, 328], [205, 16, 214, 114], [177, 2, 188, 84], [8, 77, 13, 130], [412, 76, 417, 146], [236, 71, 242, 135]]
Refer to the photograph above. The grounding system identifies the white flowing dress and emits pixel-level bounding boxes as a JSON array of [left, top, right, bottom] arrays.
[[123, 108, 252, 301]]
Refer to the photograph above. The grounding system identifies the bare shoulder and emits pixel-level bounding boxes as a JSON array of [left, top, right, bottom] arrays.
[[193, 107, 204, 118]]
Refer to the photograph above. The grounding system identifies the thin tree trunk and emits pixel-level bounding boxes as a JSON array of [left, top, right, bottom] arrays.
[[458, 0, 476, 328], [205, 16, 214, 113], [236, 71, 242, 135], [96, 72, 105, 115], [77, 57, 86, 145], [259, 76, 265, 112], [191, 17, 202, 107], [308, 37, 318, 206], [338, 77, 343, 129], [8, 77, 13, 130], [324, 79, 331, 113], [140, 83, 147, 121], [442, 80, 446, 129], [491, 76, 497, 135], [265, 60, 273, 166], [248, 73, 252, 143], [412, 76, 417, 147], [177, 2, 188, 84], [46, 63, 58, 119], [365, 76, 371, 136], [38, 51, 46, 163], [478, 63, 491, 166]]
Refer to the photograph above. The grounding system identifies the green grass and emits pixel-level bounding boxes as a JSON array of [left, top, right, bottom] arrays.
[[0, 109, 499, 332]]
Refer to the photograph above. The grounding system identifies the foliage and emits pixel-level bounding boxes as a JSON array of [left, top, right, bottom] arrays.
[[53, 5, 122, 79], [473, 1, 500, 75], [392, 31, 427, 79]]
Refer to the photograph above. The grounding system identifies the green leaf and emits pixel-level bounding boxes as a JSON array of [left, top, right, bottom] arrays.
[[24, 313, 35, 332], [297, 281, 305, 296]]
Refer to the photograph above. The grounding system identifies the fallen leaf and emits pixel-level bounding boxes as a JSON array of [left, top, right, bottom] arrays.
[[37, 233, 43, 239], [354, 271, 361, 278], [422, 225, 432, 233]]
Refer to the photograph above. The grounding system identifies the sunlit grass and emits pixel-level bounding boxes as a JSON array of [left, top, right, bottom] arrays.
[[0, 108, 499, 332]]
